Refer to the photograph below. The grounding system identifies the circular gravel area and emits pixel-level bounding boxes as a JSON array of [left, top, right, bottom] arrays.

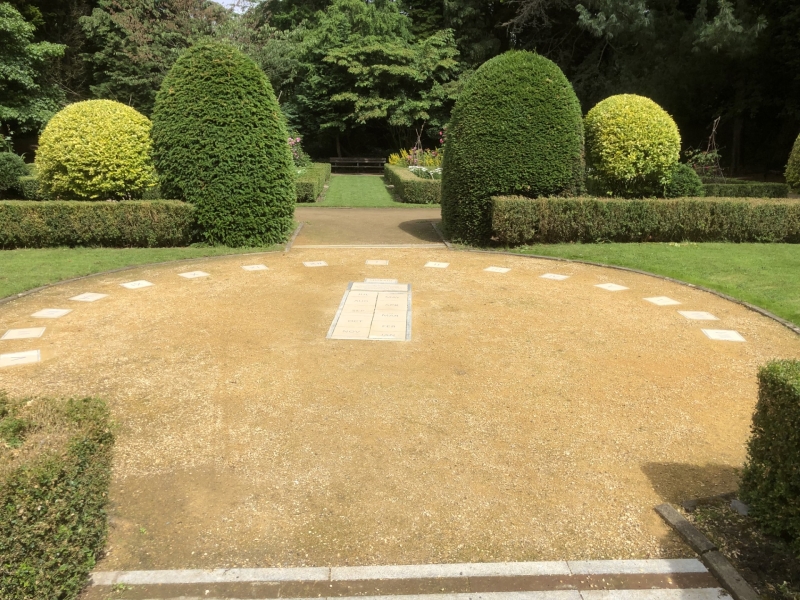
[[1, 248, 799, 570]]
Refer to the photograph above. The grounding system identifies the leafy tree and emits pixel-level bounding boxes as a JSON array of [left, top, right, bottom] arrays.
[[80, 0, 229, 115], [291, 0, 461, 155], [0, 3, 65, 135]]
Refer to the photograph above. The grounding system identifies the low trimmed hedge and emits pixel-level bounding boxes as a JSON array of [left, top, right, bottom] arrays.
[[0, 200, 196, 248], [740, 360, 800, 555], [384, 164, 440, 204], [703, 180, 789, 198], [0, 394, 114, 599], [492, 196, 800, 244], [296, 163, 331, 202]]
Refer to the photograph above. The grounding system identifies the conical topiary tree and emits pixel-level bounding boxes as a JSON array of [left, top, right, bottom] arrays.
[[786, 133, 800, 193], [441, 50, 585, 245], [151, 42, 295, 246]]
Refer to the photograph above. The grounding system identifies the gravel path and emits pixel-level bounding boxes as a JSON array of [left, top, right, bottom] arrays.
[[2, 248, 798, 571]]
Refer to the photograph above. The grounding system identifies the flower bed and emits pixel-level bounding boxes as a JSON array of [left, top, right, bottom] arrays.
[[384, 164, 440, 204]]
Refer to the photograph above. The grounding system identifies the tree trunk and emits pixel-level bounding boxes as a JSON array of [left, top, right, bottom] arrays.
[[731, 116, 743, 175], [336, 135, 342, 158]]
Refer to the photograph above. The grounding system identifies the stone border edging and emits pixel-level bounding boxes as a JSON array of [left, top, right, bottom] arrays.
[[457, 247, 800, 337], [285, 222, 304, 252], [0, 248, 285, 308], [655, 503, 759, 600]]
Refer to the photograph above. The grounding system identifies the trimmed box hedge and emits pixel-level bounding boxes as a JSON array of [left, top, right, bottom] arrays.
[[384, 164, 441, 204], [740, 360, 800, 555], [0, 394, 113, 599], [703, 181, 789, 198], [492, 196, 800, 244], [0, 200, 196, 248], [296, 163, 331, 202]]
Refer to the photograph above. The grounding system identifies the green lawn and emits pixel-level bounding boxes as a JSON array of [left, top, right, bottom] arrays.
[[0, 245, 280, 300], [318, 174, 423, 207], [508, 243, 800, 327]]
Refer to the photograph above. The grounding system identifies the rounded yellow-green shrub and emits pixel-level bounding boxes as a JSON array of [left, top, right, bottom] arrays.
[[585, 94, 681, 197], [36, 100, 158, 200], [786, 133, 800, 192]]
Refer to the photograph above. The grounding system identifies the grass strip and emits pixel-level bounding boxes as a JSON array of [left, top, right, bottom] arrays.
[[318, 175, 412, 207], [0, 245, 280, 300], [508, 242, 800, 327]]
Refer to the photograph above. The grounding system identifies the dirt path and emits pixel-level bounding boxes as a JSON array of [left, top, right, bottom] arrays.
[[294, 207, 443, 246], [2, 248, 799, 571]]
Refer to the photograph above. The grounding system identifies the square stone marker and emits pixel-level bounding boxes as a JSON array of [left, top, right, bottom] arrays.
[[242, 264, 268, 271], [370, 320, 406, 335], [331, 324, 371, 340], [485, 266, 511, 273], [0, 349, 41, 368], [351, 282, 409, 292], [372, 310, 406, 322], [366, 260, 389, 266], [369, 331, 405, 341], [425, 261, 449, 268], [303, 261, 328, 267], [595, 283, 629, 292], [540, 273, 570, 281], [365, 278, 398, 284], [70, 292, 108, 302], [679, 310, 719, 321], [31, 308, 72, 319], [703, 329, 746, 342], [121, 280, 154, 289], [179, 271, 210, 279], [337, 314, 373, 327], [340, 305, 375, 315], [2, 327, 46, 340], [645, 296, 681, 306], [376, 293, 409, 310]]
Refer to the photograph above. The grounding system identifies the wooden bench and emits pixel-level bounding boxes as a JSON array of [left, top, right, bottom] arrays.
[[329, 157, 386, 174]]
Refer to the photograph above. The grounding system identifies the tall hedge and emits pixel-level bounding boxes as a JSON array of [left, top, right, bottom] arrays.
[[151, 42, 295, 246], [786, 133, 800, 192], [441, 50, 584, 244], [740, 360, 800, 555]]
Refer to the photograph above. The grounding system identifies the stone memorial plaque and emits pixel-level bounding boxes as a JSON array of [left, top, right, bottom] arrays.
[[329, 283, 411, 341], [70, 292, 108, 302], [179, 271, 209, 279], [595, 283, 629, 292], [425, 262, 449, 268], [679, 311, 718, 321], [31, 309, 72, 318], [484, 266, 511, 273], [365, 278, 398, 284], [121, 280, 153, 289], [2, 327, 46, 340], [645, 296, 681, 306], [0, 349, 41, 368], [242, 264, 269, 271], [366, 260, 389, 265], [702, 329, 746, 342], [540, 273, 570, 281], [303, 261, 328, 267], [351, 282, 409, 292]]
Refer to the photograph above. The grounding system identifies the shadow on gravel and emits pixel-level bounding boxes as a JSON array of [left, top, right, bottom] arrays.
[[397, 218, 443, 243], [642, 462, 741, 504]]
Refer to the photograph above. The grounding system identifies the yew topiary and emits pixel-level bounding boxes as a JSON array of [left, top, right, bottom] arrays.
[[151, 42, 295, 246], [35, 100, 157, 200], [441, 50, 585, 244], [664, 163, 704, 198], [585, 94, 681, 197], [786, 133, 800, 192], [0, 153, 27, 197]]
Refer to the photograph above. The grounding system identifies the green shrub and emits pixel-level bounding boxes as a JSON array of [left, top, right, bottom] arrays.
[[441, 50, 584, 244], [296, 163, 331, 202], [785, 135, 800, 192], [585, 94, 681, 197], [704, 182, 789, 198], [385, 164, 441, 204], [740, 360, 800, 555], [665, 163, 704, 198], [35, 100, 157, 200], [152, 42, 295, 246], [0, 200, 196, 248], [0, 393, 113, 599], [491, 195, 800, 244], [0, 153, 27, 196]]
